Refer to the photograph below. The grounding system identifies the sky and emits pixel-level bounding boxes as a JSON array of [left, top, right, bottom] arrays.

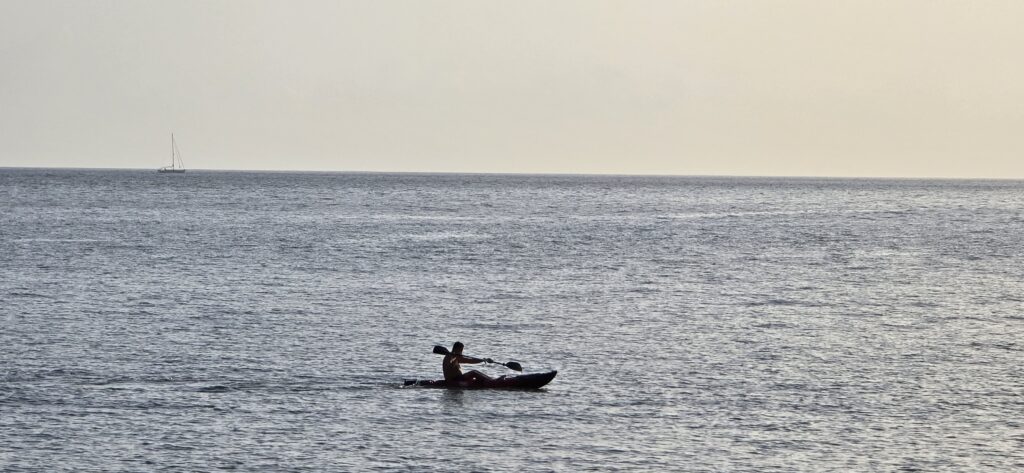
[[1, 0, 1022, 178]]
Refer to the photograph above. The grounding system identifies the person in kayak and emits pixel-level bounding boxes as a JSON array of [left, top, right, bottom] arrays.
[[443, 342, 494, 385]]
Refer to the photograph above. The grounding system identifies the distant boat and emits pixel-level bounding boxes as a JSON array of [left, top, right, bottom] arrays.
[[157, 134, 186, 173]]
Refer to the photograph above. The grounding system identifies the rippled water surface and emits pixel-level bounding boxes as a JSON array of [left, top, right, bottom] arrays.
[[2, 169, 1023, 471]]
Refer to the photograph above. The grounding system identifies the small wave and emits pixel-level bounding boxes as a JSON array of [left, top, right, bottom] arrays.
[[12, 238, 109, 243], [463, 322, 553, 330], [366, 214, 482, 222], [969, 341, 1020, 352], [746, 298, 801, 307], [399, 232, 493, 241], [197, 385, 232, 393], [488, 292, 529, 300], [751, 322, 793, 329], [158, 444, 198, 451], [7, 291, 55, 299], [47, 368, 96, 377], [142, 375, 205, 384], [82, 376, 134, 386], [667, 209, 824, 220], [2, 367, 102, 383]]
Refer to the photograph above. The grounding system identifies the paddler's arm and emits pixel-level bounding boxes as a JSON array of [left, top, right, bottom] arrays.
[[457, 355, 487, 364]]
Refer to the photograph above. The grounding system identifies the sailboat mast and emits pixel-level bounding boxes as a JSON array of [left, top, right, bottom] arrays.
[[158, 132, 186, 173]]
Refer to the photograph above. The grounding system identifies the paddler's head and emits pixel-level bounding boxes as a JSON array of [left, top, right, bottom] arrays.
[[452, 341, 464, 355]]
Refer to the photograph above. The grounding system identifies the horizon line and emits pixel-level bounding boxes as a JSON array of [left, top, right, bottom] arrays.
[[2, 165, 1023, 182]]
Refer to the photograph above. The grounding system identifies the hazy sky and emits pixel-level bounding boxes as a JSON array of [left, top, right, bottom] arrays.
[[2, 1, 1022, 177]]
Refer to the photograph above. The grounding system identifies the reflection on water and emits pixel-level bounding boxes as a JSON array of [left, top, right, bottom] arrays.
[[440, 389, 465, 408]]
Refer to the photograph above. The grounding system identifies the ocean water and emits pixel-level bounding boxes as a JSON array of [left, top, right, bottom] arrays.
[[1, 168, 1022, 472]]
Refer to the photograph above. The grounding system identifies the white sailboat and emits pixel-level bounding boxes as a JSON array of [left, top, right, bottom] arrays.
[[157, 133, 186, 173]]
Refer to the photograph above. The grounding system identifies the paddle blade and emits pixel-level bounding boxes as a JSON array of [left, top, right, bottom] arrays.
[[505, 361, 523, 372], [433, 345, 450, 355]]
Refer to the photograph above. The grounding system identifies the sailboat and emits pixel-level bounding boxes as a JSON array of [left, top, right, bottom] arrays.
[[157, 133, 186, 173]]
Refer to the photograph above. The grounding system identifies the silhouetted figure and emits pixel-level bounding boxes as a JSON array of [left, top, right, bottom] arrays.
[[443, 341, 494, 386]]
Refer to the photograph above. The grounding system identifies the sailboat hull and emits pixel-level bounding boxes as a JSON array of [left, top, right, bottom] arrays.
[[157, 168, 185, 173]]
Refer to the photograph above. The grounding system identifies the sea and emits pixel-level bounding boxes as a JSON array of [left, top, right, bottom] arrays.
[[1, 168, 1022, 472]]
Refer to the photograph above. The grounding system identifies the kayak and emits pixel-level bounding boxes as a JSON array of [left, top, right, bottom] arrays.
[[404, 370, 557, 390], [404, 371, 556, 389]]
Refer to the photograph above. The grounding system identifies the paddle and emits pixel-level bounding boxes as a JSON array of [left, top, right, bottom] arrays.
[[433, 345, 523, 372]]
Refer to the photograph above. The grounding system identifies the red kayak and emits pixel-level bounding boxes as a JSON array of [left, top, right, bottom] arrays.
[[404, 371, 557, 390]]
